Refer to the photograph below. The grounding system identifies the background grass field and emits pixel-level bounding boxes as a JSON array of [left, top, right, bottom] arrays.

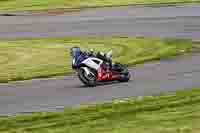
[[0, 0, 200, 11], [0, 88, 200, 133], [0, 37, 193, 83]]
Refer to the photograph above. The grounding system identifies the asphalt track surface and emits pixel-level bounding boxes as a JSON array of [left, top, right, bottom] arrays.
[[1, 5, 200, 116], [0, 5, 200, 40]]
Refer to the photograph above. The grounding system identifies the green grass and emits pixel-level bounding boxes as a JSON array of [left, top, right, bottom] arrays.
[[0, 37, 193, 83], [0, 0, 200, 11], [1, 88, 200, 133]]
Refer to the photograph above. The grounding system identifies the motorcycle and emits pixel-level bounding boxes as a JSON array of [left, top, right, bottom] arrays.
[[70, 47, 130, 86]]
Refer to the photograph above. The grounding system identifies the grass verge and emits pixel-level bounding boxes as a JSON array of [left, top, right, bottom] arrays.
[[0, 0, 200, 12], [1, 88, 200, 132], [0, 37, 193, 83]]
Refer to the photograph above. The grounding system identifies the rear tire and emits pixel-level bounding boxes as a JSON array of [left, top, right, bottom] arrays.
[[78, 68, 97, 87], [115, 64, 131, 82], [119, 72, 131, 82]]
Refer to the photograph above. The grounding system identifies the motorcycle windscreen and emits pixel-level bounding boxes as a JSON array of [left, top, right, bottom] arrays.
[[71, 47, 81, 68], [71, 47, 81, 58]]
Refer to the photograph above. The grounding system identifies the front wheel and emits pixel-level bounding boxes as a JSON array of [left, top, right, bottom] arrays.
[[77, 67, 97, 87]]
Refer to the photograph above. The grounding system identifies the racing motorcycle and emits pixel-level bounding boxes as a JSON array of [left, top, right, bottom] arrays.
[[70, 47, 130, 86]]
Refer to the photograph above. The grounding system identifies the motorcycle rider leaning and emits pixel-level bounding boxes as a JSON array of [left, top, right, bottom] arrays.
[[88, 49, 112, 61], [88, 49, 112, 71]]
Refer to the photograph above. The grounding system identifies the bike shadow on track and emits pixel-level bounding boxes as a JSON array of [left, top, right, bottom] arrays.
[[77, 80, 133, 88]]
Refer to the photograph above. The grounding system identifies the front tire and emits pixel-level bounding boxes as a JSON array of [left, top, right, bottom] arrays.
[[78, 68, 97, 87]]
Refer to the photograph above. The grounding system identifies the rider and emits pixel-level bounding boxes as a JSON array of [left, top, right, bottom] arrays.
[[88, 49, 113, 71]]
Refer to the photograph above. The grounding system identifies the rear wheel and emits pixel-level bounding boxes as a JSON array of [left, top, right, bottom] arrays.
[[119, 72, 131, 82], [114, 63, 131, 82], [78, 67, 97, 87]]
